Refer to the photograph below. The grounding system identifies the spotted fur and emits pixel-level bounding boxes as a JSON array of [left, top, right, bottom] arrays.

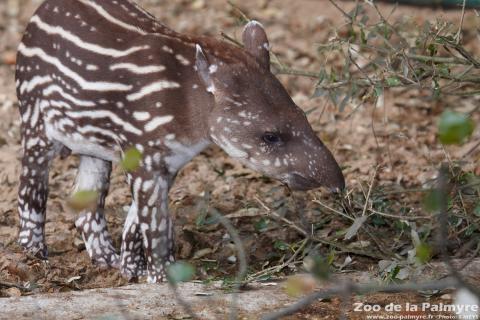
[[16, 0, 344, 283]]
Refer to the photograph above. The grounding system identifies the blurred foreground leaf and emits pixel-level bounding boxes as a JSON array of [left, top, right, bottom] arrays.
[[167, 262, 195, 284], [284, 275, 316, 297], [438, 111, 474, 145], [121, 147, 143, 172], [68, 190, 98, 211], [423, 189, 444, 213], [416, 242, 432, 264], [303, 255, 331, 280]]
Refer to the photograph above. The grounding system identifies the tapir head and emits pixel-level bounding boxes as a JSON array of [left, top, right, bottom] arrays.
[[195, 21, 345, 191]]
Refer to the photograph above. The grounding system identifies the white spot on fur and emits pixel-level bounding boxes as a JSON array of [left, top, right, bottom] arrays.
[[209, 64, 218, 74], [144, 115, 174, 132], [133, 111, 151, 121], [175, 54, 190, 66]]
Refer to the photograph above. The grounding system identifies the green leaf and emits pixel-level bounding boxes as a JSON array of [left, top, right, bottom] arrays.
[[204, 209, 220, 225], [474, 204, 480, 217], [273, 240, 289, 251], [371, 214, 387, 226], [416, 242, 432, 264], [254, 218, 269, 232], [386, 76, 401, 87], [347, 28, 357, 42], [394, 219, 410, 232], [427, 43, 437, 56], [360, 28, 367, 45], [374, 86, 383, 97], [414, 67, 427, 78], [327, 251, 336, 265], [195, 210, 208, 226], [121, 147, 143, 172], [465, 224, 478, 236], [438, 110, 475, 145], [389, 265, 400, 280], [166, 262, 195, 284], [437, 64, 450, 76]]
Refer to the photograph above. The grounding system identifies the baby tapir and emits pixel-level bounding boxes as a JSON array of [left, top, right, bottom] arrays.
[[15, 0, 345, 283]]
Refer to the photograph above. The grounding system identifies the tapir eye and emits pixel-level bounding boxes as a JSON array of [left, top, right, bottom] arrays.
[[262, 132, 281, 144]]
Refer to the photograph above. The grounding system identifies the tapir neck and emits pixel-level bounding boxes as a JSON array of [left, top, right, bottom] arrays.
[[142, 34, 242, 149]]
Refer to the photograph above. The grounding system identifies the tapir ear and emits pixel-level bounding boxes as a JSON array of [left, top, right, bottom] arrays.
[[242, 20, 270, 69], [195, 44, 215, 93]]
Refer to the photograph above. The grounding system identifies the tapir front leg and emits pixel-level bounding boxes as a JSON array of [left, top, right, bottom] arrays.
[[121, 170, 175, 283], [120, 200, 146, 279]]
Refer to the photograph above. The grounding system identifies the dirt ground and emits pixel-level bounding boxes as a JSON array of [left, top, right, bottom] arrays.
[[0, 0, 479, 319]]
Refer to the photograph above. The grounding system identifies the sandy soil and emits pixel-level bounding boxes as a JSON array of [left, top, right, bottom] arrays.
[[0, 0, 479, 318]]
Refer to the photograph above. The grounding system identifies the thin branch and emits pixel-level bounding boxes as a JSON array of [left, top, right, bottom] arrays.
[[462, 140, 480, 157], [361, 166, 378, 217], [226, 0, 250, 23], [220, 31, 243, 47], [368, 208, 431, 221], [455, 0, 467, 44], [313, 198, 354, 221], [406, 53, 472, 66], [209, 210, 248, 320], [436, 164, 480, 298]]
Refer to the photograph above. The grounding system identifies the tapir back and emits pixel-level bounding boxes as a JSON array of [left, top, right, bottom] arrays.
[[16, 0, 213, 162]]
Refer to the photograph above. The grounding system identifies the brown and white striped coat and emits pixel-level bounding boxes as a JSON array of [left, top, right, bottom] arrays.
[[15, 0, 345, 282]]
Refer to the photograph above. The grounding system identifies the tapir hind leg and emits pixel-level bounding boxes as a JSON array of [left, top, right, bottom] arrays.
[[73, 156, 120, 268], [17, 102, 56, 258]]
